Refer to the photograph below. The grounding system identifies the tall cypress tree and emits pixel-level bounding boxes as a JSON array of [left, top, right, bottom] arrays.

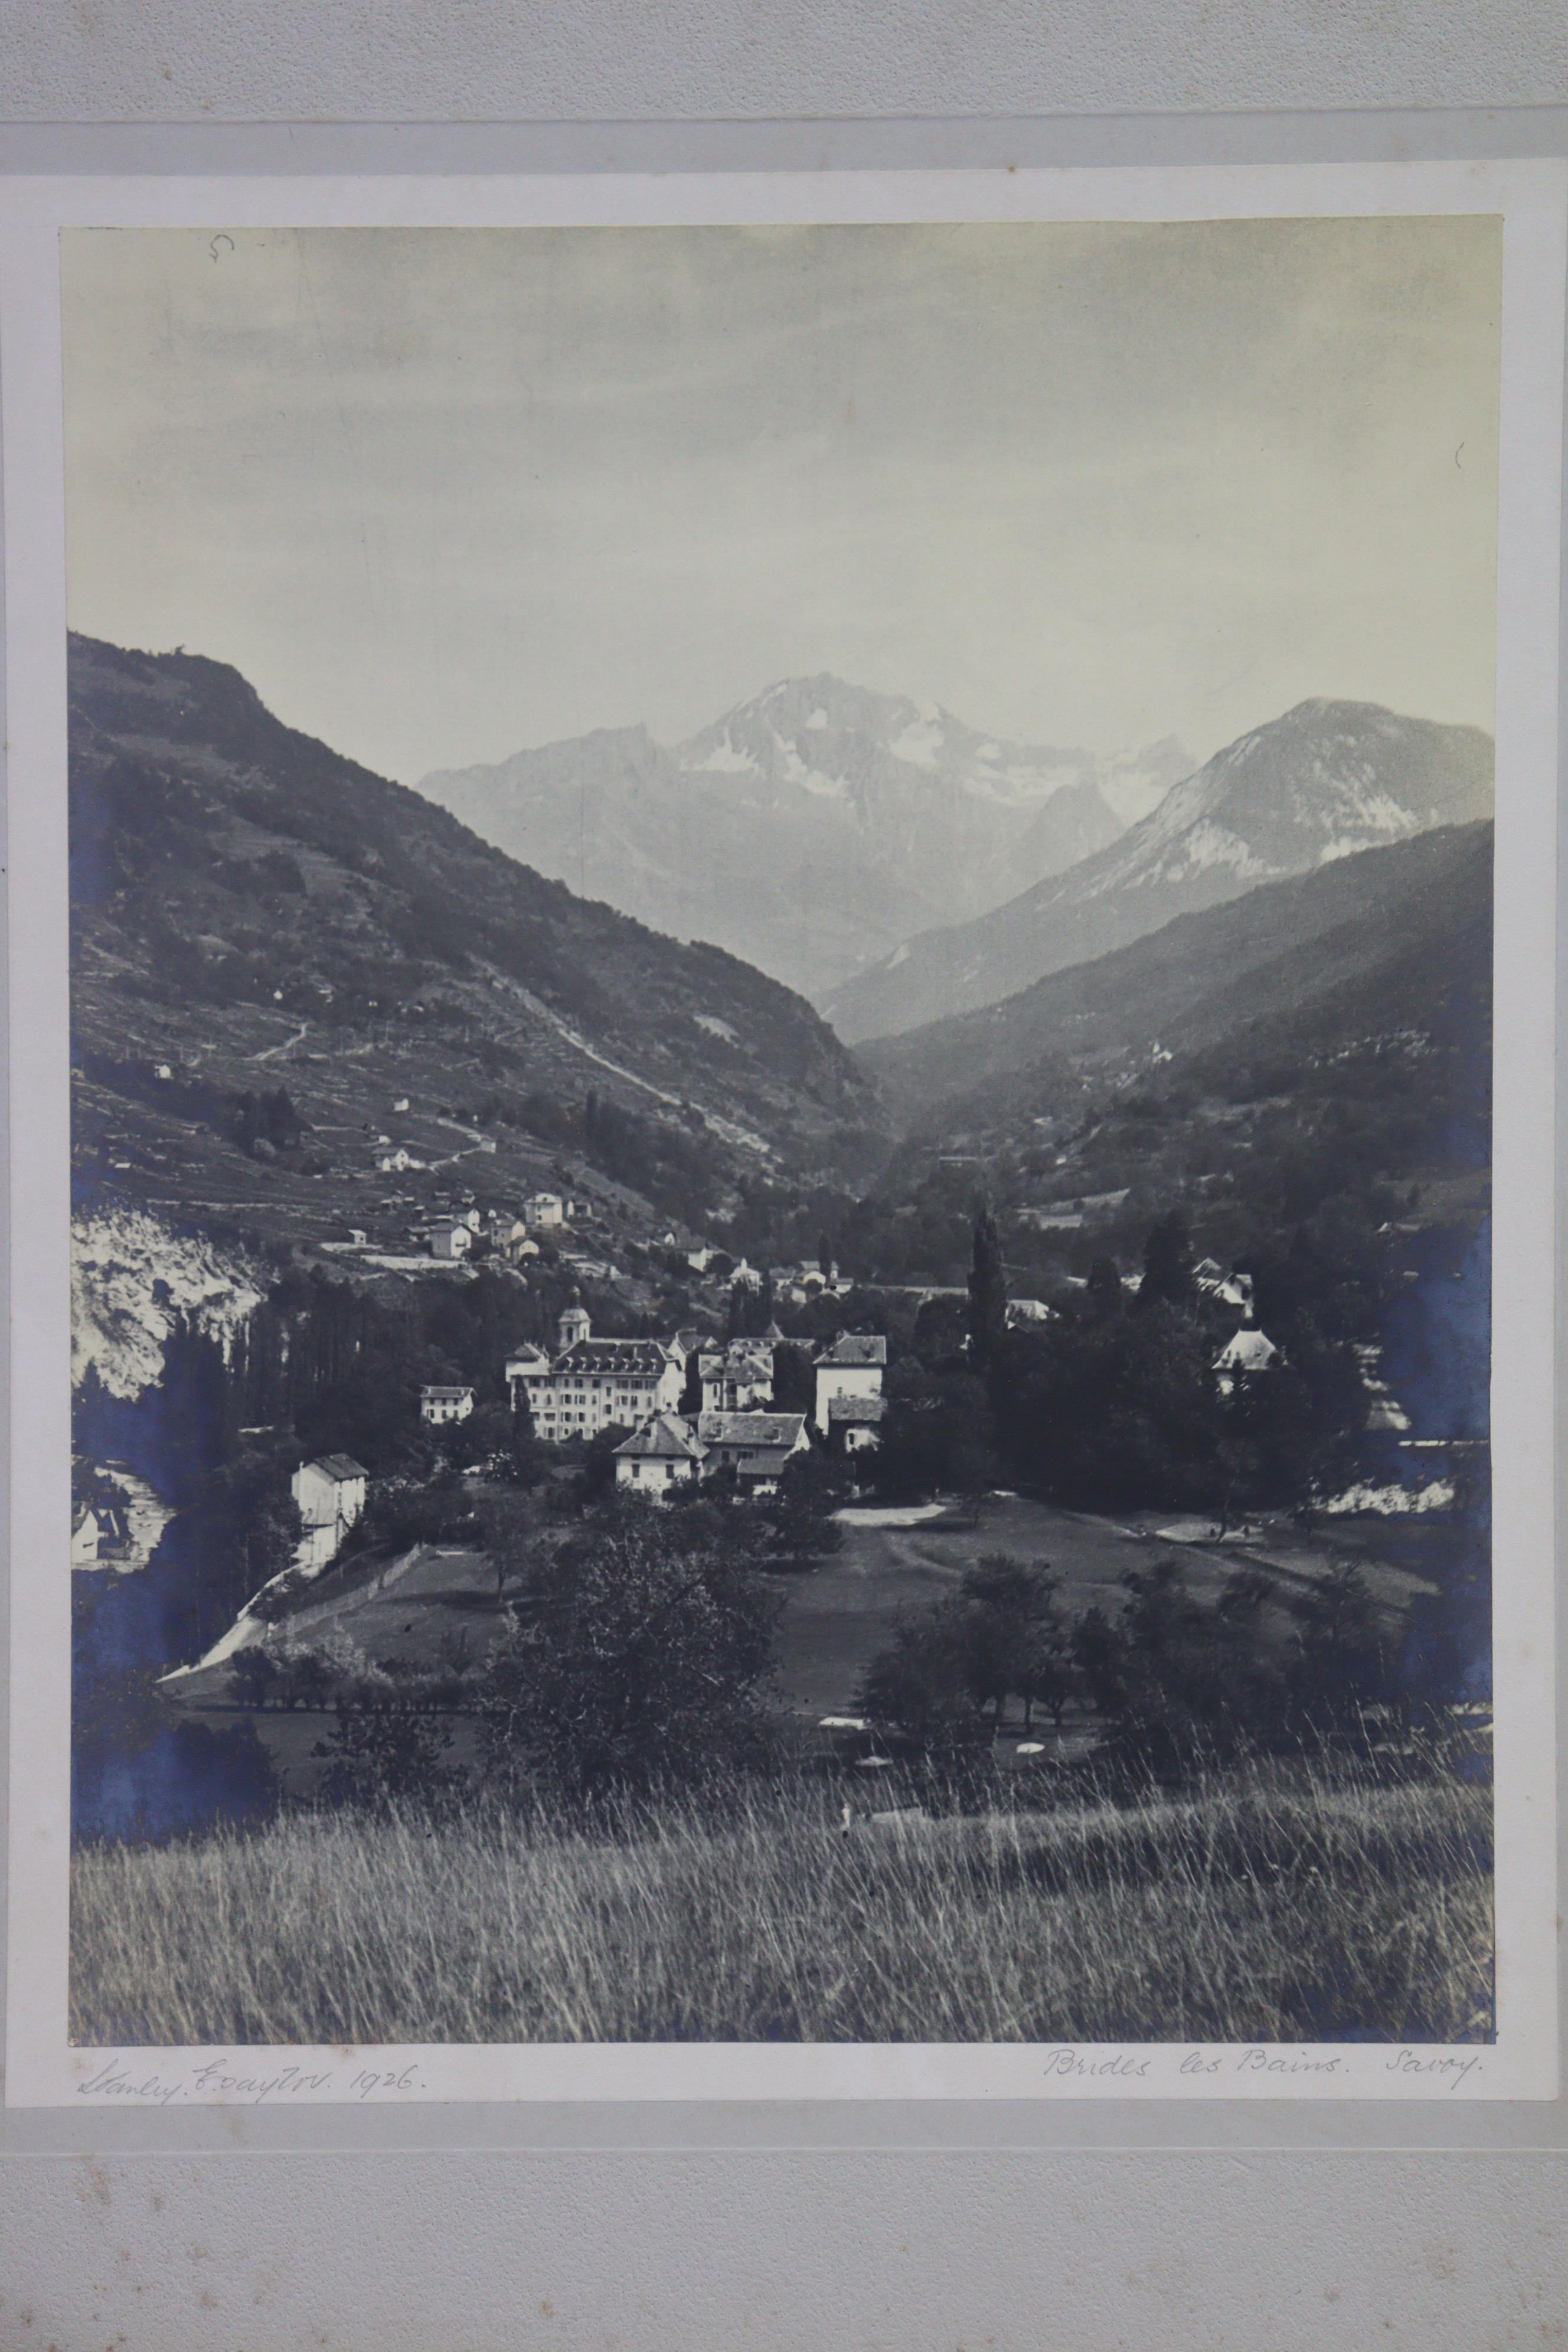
[[967, 1206, 1009, 1366], [1139, 1212, 1194, 1311]]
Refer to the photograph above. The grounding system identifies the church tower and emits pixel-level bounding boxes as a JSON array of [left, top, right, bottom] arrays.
[[558, 1293, 591, 1351]]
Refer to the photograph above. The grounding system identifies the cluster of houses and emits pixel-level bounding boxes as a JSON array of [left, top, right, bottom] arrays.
[[504, 1304, 888, 1498], [428, 1193, 578, 1264], [279, 1302, 891, 1581]]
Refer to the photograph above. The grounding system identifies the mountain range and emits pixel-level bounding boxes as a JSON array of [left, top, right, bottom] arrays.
[[860, 820, 1494, 1142], [822, 701, 1495, 1044], [419, 675, 1193, 1003], [68, 635, 885, 1252]]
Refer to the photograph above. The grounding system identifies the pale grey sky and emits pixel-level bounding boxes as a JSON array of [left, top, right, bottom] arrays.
[[61, 218, 1500, 782]]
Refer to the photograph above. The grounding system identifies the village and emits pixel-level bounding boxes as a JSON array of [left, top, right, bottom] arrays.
[[267, 1248, 1315, 1598]]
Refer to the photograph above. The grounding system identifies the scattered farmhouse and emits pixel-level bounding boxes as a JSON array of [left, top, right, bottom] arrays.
[[290, 1453, 368, 1573], [429, 1218, 472, 1261], [525, 1192, 565, 1229], [71, 1502, 131, 1569], [699, 1338, 775, 1414], [814, 1332, 887, 1434], [506, 1301, 686, 1442], [614, 1413, 708, 1494], [1213, 1324, 1282, 1396], [486, 1213, 531, 1261], [1196, 1260, 1256, 1312], [420, 1384, 475, 1425], [695, 1409, 809, 1495]]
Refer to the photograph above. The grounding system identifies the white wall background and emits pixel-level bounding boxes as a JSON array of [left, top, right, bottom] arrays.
[[0, 0, 1565, 120], [3, 3, 1566, 2345]]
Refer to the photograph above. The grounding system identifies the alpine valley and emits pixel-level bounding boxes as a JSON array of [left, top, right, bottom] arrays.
[[419, 675, 1193, 1004]]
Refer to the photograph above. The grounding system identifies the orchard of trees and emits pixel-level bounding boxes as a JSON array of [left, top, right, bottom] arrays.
[[855, 1543, 1461, 1782]]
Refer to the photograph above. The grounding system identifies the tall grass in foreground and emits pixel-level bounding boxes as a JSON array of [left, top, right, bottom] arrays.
[[71, 1753, 1492, 2047]]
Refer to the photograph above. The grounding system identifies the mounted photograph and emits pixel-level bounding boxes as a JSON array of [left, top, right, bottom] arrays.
[[60, 215, 1500, 2055]]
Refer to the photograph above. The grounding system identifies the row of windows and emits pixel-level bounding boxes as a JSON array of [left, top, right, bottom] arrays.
[[525, 1381, 656, 1398]]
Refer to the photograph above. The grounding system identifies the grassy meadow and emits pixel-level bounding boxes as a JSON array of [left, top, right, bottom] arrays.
[[71, 1750, 1492, 2048]]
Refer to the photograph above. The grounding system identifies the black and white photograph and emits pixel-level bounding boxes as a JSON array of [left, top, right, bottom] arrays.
[[58, 213, 1502, 2057]]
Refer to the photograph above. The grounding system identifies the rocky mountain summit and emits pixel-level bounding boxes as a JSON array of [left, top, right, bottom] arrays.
[[421, 674, 1191, 1002], [823, 701, 1494, 1042]]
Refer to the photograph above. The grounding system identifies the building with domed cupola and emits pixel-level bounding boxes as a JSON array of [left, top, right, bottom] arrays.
[[505, 1297, 690, 1443]]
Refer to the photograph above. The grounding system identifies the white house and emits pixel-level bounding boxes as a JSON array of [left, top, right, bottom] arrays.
[[507, 1303, 685, 1442], [1195, 1260, 1256, 1312], [73, 1502, 132, 1568], [695, 1410, 810, 1495], [377, 1146, 424, 1174], [525, 1192, 565, 1229], [614, 1413, 708, 1495], [1213, 1325, 1282, 1396], [699, 1338, 775, 1415], [813, 1332, 887, 1433], [290, 1454, 368, 1573], [429, 1219, 472, 1261], [420, 1384, 475, 1425]]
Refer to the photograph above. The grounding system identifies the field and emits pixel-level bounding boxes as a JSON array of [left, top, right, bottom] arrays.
[[70, 1750, 1492, 2047], [766, 1494, 1443, 1723], [158, 1495, 1454, 1802]]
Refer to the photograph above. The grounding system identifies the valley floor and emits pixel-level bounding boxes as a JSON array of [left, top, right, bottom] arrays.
[[162, 1495, 1451, 1801]]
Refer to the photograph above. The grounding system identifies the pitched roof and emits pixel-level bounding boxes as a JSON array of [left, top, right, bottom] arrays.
[[556, 1338, 674, 1376], [614, 1412, 706, 1461], [1214, 1327, 1281, 1373], [828, 1393, 887, 1425], [697, 1410, 808, 1451], [308, 1453, 368, 1483], [816, 1332, 887, 1368], [699, 1339, 773, 1373], [420, 1384, 473, 1399]]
